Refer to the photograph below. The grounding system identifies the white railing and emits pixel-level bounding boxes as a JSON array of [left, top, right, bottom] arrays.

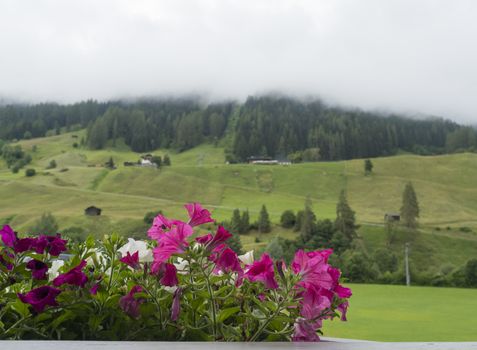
[[1, 339, 477, 350]]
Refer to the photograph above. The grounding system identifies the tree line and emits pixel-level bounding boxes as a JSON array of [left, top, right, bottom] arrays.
[[1, 96, 476, 159]]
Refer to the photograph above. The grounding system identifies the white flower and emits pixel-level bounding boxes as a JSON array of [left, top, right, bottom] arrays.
[[238, 250, 254, 265], [118, 238, 153, 263], [48, 260, 65, 281], [86, 248, 107, 266], [163, 286, 178, 294], [174, 257, 189, 275]]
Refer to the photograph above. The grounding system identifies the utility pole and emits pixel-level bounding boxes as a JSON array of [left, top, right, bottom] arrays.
[[405, 242, 411, 286]]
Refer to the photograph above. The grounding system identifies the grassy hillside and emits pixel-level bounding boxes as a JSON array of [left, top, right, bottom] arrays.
[[323, 283, 477, 341], [1, 131, 477, 245]]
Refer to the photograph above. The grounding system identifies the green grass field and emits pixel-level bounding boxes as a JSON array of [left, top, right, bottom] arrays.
[[1, 132, 477, 341], [3, 130, 477, 230], [323, 283, 477, 341]]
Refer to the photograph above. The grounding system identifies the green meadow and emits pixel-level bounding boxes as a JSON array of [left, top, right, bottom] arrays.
[[1, 131, 477, 341], [1, 131, 476, 272], [323, 283, 477, 341], [3, 130, 477, 230]]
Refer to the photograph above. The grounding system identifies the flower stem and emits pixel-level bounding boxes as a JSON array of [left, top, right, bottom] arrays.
[[200, 263, 217, 339]]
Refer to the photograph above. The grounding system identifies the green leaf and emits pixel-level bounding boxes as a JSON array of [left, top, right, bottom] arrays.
[[217, 306, 240, 323]]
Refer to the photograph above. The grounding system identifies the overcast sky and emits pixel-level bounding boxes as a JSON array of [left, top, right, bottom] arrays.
[[0, 0, 476, 123]]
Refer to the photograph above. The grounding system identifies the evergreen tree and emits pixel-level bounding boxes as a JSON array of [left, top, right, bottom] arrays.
[[400, 182, 420, 228], [163, 154, 171, 166], [300, 198, 316, 243], [227, 229, 243, 254], [258, 205, 271, 233], [335, 190, 358, 241], [30, 213, 59, 235], [105, 157, 115, 169], [240, 209, 250, 233], [266, 237, 284, 259], [364, 159, 373, 175], [230, 209, 242, 234]]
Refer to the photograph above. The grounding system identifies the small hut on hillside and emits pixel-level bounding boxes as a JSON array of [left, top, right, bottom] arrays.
[[384, 212, 400, 222], [85, 206, 102, 216]]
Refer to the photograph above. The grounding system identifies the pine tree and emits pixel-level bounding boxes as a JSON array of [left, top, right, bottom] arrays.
[[335, 190, 358, 241], [163, 154, 171, 166], [240, 209, 250, 234], [30, 213, 59, 235], [227, 229, 243, 254], [230, 209, 242, 234], [400, 182, 419, 228], [364, 159, 373, 175], [300, 197, 316, 242], [258, 205, 271, 233], [105, 157, 115, 169]]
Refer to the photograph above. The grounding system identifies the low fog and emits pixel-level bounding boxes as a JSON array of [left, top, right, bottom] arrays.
[[0, 0, 476, 123]]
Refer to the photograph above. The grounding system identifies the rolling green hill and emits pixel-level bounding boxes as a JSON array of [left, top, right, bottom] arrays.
[[1, 131, 477, 268], [2, 131, 477, 228]]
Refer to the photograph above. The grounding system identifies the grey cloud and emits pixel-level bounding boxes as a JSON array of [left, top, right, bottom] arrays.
[[0, 0, 476, 123]]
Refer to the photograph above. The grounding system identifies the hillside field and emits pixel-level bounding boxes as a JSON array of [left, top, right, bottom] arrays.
[[1, 131, 476, 274], [2, 131, 477, 229], [323, 283, 477, 341]]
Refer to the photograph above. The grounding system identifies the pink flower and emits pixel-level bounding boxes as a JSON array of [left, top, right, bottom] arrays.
[[0, 225, 16, 248], [292, 250, 334, 289], [90, 282, 100, 295], [18, 286, 62, 313], [213, 247, 242, 275], [14, 237, 37, 253], [171, 287, 183, 321], [244, 253, 278, 289], [185, 203, 214, 227], [152, 262, 179, 286], [292, 317, 321, 342], [147, 214, 174, 240], [334, 283, 352, 299], [120, 251, 140, 270], [337, 301, 349, 321], [35, 234, 68, 256], [26, 259, 49, 280], [196, 226, 232, 251], [53, 260, 88, 287], [299, 284, 333, 321], [152, 222, 193, 264], [119, 285, 145, 318]]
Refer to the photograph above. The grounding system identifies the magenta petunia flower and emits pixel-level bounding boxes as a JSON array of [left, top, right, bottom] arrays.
[[0, 225, 16, 248], [213, 247, 242, 275], [53, 260, 88, 287], [291, 249, 334, 290], [195, 233, 213, 245], [26, 259, 49, 280], [18, 285, 62, 313], [120, 251, 140, 270], [14, 237, 37, 253], [119, 285, 145, 318], [244, 253, 278, 289], [299, 284, 333, 321], [184, 203, 214, 227], [152, 222, 193, 264], [196, 226, 232, 251], [171, 287, 183, 321], [151, 262, 179, 286], [292, 317, 321, 342], [147, 214, 174, 241], [35, 234, 68, 256], [90, 282, 100, 295], [337, 301, 349, 321]]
